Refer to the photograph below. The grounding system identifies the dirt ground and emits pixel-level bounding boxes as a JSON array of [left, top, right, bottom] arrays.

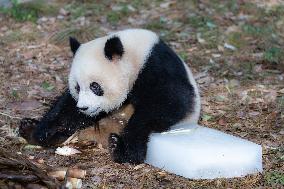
[[0, 0, 283, 188]]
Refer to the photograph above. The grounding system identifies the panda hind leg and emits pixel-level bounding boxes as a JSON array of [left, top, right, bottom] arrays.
[[108, 132, 148, 164]]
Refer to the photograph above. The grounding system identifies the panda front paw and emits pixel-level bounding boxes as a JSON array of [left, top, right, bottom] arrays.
[[108, 133, 126, 163], [19, 118, 39, 142], [108, 133, 146, 164]]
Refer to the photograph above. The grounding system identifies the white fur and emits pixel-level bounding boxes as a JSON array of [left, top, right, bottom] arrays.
[[68, 28, 200, 122], [69, 29, 159, 116], [179, 61, 201, 124]]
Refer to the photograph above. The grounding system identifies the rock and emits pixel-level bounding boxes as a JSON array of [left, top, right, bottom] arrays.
[[224, 43, 237, 51], [59, 8, 69, 16], [212, 54, 221, 58], [57, 15, 65, 20]]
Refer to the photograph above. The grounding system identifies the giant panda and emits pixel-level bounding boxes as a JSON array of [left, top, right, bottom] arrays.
[[20, 29, 200, 164]]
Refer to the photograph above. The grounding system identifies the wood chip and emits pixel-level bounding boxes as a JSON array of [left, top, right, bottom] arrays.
[[65, 177, 82, 189]]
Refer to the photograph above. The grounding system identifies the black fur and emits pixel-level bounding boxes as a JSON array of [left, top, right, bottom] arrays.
[[20, 89, 107, 146], [104, 36, 124, 60], [109, 39, 195, 163], [69, 37, 81, 55], [20, 39, 196, 164]]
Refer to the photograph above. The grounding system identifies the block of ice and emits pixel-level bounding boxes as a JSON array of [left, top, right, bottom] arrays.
[[145, 123, 262, 179]]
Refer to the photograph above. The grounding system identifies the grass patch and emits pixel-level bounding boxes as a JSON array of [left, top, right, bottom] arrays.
[[1, 30, 22, 43], [241, 62, 257, 80], [202, 114, 213, 122], [67, 5, 86, 19], [186, 15, 217, 30], [144, 18, 175, 40], [184, 14, 220, 48], [208, 0, 239, 14], [263, 47, 283, 64], [227, 32, 246, 49], [106, 11, 121, 24], [178, 51, 189, 61], [0, 0, 57, 22], [187, 16, 208, 29], [41, 81, 54, 91], [265, 171, 284, 186], [200, 29, 220, 49], [50, 26, 103, 44], [11, 90, 19, 99], [242, 24, 274, 37], [0, 29, 39, 44], [265, 5, 284, 19], [64, 2, 107, 19], [144, 18, 167, 31], [130, 0, 149, 9], [107, 5, 130, 24]]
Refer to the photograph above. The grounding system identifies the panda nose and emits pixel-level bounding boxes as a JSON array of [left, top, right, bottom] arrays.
[[78, 106, 88, 111]]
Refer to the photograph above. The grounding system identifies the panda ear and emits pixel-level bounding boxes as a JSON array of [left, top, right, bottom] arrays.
[[104, 36, 124, 61], [69, 37, 81, 55]]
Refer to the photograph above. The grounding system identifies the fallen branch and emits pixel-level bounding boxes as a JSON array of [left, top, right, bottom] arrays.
[[0, 172, 38, 182], [0, 147, 62, 189]]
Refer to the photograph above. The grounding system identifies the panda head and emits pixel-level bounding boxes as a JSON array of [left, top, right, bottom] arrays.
[[68, 29, 158, 117], [68, 35, 133, 116]]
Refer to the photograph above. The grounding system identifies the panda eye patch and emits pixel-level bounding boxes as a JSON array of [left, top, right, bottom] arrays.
[[90, 82, 104, 96], [75, 83, 80, 93]]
